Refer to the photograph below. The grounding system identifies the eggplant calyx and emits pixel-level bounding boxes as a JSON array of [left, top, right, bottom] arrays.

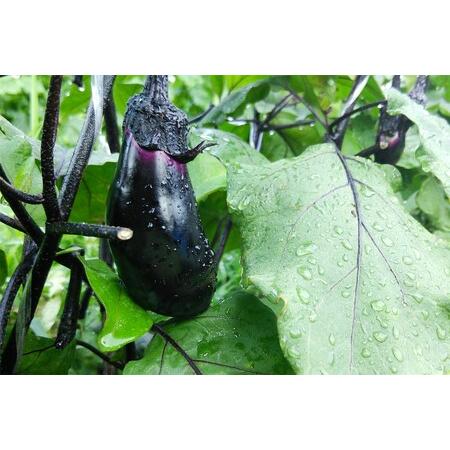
[[124, 75, 189, 158]]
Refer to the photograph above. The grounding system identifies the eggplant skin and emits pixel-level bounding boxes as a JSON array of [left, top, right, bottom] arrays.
[[106, 130, 216, 317]]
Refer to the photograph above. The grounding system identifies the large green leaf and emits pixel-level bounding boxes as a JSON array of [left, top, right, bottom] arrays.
[[80, 258, 153, 352], [227, 143, 450, 374], [387, 89, 450, 197], [124, 291, 293, 375]]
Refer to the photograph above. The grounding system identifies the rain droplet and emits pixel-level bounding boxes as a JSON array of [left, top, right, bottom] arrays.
[[392, 347, 403, 362], [341, 290, 351, 299], [297, 267, 312, 280], [296, 287, 311, 304], [361, 348, 371, 358], [334, 225, 344, 235], [381, 236, 393, 247], [436, 325, 447, 340], [373, 331, 388, 343], [296, 242, 317, 256], [392, 326, 400, 339], [402, 256, 413, 265], [342, 240, 353, 250], [371, 300, 385, 312], [329, 333, 336, 346]]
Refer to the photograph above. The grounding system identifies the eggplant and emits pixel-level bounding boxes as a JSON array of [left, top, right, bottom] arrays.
[[106, 76, 217, 317]]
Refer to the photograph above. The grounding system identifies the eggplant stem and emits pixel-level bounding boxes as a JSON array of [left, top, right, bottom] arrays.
[[46, 222, 133, 241]]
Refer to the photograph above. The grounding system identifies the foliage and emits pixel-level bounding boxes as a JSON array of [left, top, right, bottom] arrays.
[[0, 75, 449, 374]]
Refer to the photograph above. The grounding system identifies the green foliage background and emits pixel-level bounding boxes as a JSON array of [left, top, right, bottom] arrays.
[[0, 75, 449, 374]]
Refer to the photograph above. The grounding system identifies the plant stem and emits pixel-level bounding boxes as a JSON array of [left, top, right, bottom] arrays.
[[329, 100, 386, 131], [152, 324, 202, 374], [0, 165, 44, 244], [104, 84, 121, 154], [58, 76, 115, 221], [0, 213, 26, 233], [329, 75, 369, 148], [0, 248, 36, 370], [46, 222, 133, 240], [55, 260, 82, 349], [263, 118, 314, 131], [75, 340, 124, 371], [0, 176, 44, 204], [40, 75, 63, 222]]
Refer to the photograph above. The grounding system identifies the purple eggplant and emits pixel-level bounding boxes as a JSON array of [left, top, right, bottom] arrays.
[[106, 76, 216, 317]]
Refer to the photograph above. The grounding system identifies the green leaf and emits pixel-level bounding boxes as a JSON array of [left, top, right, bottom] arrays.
[[198, 80, 270, 125], [188, 153, 227, 202], [0, 114, 69, 178], [16, 333, 75, 375], [227, 143, 450, 374], [69, 160, 117, 223], [416, 177, 450, 232], [387, 89, 450, 197], [189, 128, 266, 168], [0, 133, 45, 224], [79, 258, 153, 352], [124, 291, 293, 375], [0, 249, 7, 288]]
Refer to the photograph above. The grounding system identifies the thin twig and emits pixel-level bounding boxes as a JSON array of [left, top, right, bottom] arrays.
[[0, 212, 26, 233], [329, 100, 386, 131], [330, 75, 369, 148], [152, 324, 202, 375], [0, 176, 44, 204], [263, 118, 314, 131], [75, 340, 124, 370], [189, 104, 214, 124], [214, 216, 232, 263], [46, 222, 133, 241], [0, 165, 44, 244], [288, 90, 328, 129]]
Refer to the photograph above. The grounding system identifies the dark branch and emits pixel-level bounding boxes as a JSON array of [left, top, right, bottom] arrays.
[[0, 212, 26, 233], [55, 260, 82, 349], [0, 176, 44, 204], [104, 84, 121, 154], [46, 222, 133, 241], [152, 324, 202, 374], [189, 104, 214, 124], [75, 340, 124, 370], [0, 165, 44, 244], [329, 101, 386, 131], [0, 247, 36, 371], [78, 286, 93, 320], [288, 90, 328, 129], [58, 75, 115, 221], [249, 108, 263, 151], [40, 75, 63, 222], [329, 75, 369, 148], [263, 118, 315, 131], [213, 216, 232, 263]]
